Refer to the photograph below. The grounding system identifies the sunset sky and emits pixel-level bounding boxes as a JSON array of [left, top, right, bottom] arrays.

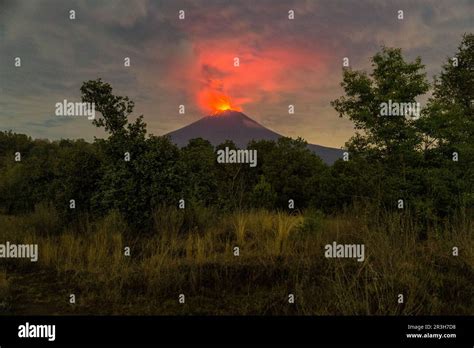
[[0, 0, 472, 148]]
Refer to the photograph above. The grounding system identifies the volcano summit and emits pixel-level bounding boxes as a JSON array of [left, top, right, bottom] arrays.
[[167, 110, 343, 165]]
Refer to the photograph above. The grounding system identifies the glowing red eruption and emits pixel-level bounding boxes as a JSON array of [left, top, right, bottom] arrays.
[[199, 90, 242, 115]]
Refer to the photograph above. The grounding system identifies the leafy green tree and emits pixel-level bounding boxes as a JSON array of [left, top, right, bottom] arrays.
[[421, 34, 473, 147], [418, 33, 474, 215], [80, 79, 151, 228], [331, 47, 429, 161], [252, 137, 326, 209], [331, 47, 430, 211], [214, 140, 246, 210], [81, 78, 146, 139], [330, 36, 472, 221], [250, 175, 277, 209], [180, 138, 218, 205]]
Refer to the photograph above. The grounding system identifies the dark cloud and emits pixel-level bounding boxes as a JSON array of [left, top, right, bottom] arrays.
[[0, 0, 472, 147]]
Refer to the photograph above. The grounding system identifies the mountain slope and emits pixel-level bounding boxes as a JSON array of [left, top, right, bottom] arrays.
[[166, 110, 343, 164]]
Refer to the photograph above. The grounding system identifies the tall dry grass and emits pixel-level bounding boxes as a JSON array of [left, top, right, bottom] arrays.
[[0, 205, 472, 315]]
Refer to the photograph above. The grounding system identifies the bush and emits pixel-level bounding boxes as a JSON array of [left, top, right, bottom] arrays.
[[299, 209, 325, 235], [27, 202, 62, 236]]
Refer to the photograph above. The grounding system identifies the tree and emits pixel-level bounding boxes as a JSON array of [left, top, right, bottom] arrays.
[[180, 138, 218, 205], [250, 175, 277, 209], [251, 137, 326, 209], [418, 33, 474, 215], [331, 47, 429, 161], [330, 37, 473, 220], [81, 78, 146, 139], [80, 79, 152, 229], [420, 33, 473, 152]]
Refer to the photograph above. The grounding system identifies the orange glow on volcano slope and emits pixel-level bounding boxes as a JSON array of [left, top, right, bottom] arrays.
[[200, 91, 242, 115]]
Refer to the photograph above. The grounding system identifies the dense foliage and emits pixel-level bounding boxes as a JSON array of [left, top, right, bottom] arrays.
[[0, 35, 472, 232]]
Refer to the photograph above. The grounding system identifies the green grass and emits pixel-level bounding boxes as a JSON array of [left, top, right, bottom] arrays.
[[0, 206, 472, 315]]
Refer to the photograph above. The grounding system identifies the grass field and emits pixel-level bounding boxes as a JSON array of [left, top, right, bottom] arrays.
[[1, 205, 473, 315]]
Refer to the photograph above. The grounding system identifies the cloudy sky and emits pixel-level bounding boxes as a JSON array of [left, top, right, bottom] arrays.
[[0, 0, 472, 148]]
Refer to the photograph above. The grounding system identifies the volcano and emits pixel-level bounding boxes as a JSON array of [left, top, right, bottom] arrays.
[[166, 110, 343, 165]]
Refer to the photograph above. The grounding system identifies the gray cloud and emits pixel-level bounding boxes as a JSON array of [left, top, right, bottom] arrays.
[[0, 0, 472, 147]]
